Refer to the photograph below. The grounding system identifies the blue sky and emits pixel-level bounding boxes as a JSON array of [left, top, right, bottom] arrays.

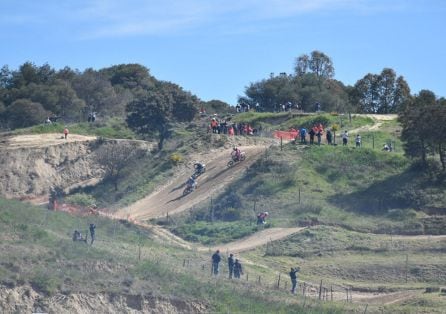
[[1, 0, 445, 104]]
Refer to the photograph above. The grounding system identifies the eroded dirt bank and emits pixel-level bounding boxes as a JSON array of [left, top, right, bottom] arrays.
[[0, 134, 153, 199], [0, 285, 207, 314]]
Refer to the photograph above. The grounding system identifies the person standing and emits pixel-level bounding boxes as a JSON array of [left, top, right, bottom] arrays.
[[63, 127, 69, 139], [300, 127, 307, 144], [316, 130, 322, 146], [326, 129, 332, 145], [233, 259, 243, 279], [228, 253, 235, 279], [342, 130, 349, 146], [211, 250, 221, 276], [289, 267, 300, 294], [89, 223, 96, 245], [355, 134, 361, 148]]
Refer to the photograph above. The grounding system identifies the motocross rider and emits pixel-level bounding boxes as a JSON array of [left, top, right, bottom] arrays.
[[232, 147, 241, 161]]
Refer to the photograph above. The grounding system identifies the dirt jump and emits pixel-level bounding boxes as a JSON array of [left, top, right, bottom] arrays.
[[117, 145, 267, 221]]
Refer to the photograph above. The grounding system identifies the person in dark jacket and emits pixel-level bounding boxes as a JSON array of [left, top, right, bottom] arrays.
[[233, 259, 243, 279], [89, 223, 96, 245], [228, 253, 235, 279], [211, 250, 221, 276], [289, 267, 300, 294]]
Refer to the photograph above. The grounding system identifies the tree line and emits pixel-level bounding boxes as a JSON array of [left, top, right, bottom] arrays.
[[0, 53, 445, 168]]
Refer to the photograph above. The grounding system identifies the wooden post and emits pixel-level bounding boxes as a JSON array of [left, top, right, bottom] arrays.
[[372, 135, 375, 149], [331, 285, 333, 301], [363, 304, 368, 314], [319, 280, 323, 300], [346, 288, 349, 302], [210, 197, 214, 223], [246, 273, 249, 281], [258, 275, 261, 284], [277, 274, 281, 288], [302, 282, 306, 296], [183, 259, 186, 267], [405, 254, 409, 283], [298, 188, 301, 204], [280, 136, 283, 151], [166, 212, 169, 223]]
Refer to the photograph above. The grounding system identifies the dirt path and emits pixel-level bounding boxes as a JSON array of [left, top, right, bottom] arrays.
[[349, 114, 398, 134], [116, 145, 267, 221], [1, 133, 96, 149], [208, 227, 305, 253]]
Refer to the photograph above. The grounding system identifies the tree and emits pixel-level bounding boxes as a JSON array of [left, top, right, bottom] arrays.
[[351, 68, 411, 113], [71, 69, 122, 117], [4, 99, 48, 129], [126, 81, 199, 150], [95, 143, 139, 191], [399, 90, 446, 168], [309, 51, 334, 80], [295, 51, 334, 80]]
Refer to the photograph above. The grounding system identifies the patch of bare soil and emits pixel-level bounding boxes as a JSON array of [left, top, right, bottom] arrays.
[[117, 145, 268, 221], [1, 133, 96, 149], [208, 227, 305, 253], [0, 285, 208, 313]]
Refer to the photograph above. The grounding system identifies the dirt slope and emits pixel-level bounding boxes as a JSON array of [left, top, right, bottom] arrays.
[[117, 145, 267, 221], [209, 227, 305, 253]]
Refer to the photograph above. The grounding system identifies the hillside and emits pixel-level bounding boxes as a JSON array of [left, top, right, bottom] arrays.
[[1, 112, 446, 313]]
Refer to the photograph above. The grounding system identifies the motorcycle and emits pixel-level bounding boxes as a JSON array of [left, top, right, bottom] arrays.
[[227, 152, 246, 167], [183, 180, 197, 196], [192, 165, 206, 179]]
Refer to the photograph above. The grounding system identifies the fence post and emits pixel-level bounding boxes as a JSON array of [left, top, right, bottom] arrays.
[[331, 285, 333, 301], [298, 188, 301, 204], [246, 273, 249, 281], [319, 280, 323, 300], [372, 135, 375, 149], [277, 274, 281, 288], [280, 136, 283, 151], [258, 275, 261, 284]]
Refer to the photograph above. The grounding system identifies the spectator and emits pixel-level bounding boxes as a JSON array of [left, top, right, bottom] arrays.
[[309, 128, 316, 145], [300, 127, 307, 144], [289, 267, 300, 294], [211, 250, 221, 276], [233, 259, 243, 279], [316, 130, 323, 146], [326, 129, 332, 145], [228, 253, 235, 279], [355, 134, 361, 148], [45, 117, 52, 124], [342, 130, 349, 146], [89, 223, 96, 245], [63, 127, 69, 139]]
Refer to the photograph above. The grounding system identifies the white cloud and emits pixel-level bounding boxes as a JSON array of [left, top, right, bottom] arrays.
[[0, 0, 408, 38]]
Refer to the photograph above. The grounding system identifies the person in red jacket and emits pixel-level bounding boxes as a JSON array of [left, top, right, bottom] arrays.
[[63, 127, 69, 139]]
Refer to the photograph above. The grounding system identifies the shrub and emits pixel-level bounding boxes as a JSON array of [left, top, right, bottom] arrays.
[[65, 193, 97, 207], [170, 153, 183, 165]]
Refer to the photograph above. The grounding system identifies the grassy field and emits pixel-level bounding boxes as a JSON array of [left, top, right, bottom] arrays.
[[0, 198, 350, 313]]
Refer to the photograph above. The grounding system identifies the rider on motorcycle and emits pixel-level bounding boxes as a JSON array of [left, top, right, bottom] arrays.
[[231, 147, 241, 161], [186, 176, 197, 190], [194, 162, 206, 174]]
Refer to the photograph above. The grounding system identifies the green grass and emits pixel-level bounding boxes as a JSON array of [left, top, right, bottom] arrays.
[[167, 220, 262, 245], [0, 198, 348, 313]]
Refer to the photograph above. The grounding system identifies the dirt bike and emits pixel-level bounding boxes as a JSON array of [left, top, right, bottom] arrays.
[[183, 183, 196, 196], [227, 152, 246, 167], [192, 166, 206, 179]]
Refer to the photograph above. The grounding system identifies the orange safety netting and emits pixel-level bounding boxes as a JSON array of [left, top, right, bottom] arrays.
[[273, 130, 299, 141]]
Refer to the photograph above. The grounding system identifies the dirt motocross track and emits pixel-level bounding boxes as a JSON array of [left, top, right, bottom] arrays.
[[117, 145, 267, 221]]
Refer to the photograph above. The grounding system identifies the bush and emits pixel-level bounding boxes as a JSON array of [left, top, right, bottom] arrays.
[[65, 193, 96, 207], [170, 153, 183, 165]]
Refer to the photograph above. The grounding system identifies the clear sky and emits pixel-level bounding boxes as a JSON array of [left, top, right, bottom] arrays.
[[1, 0, 445, 105]]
